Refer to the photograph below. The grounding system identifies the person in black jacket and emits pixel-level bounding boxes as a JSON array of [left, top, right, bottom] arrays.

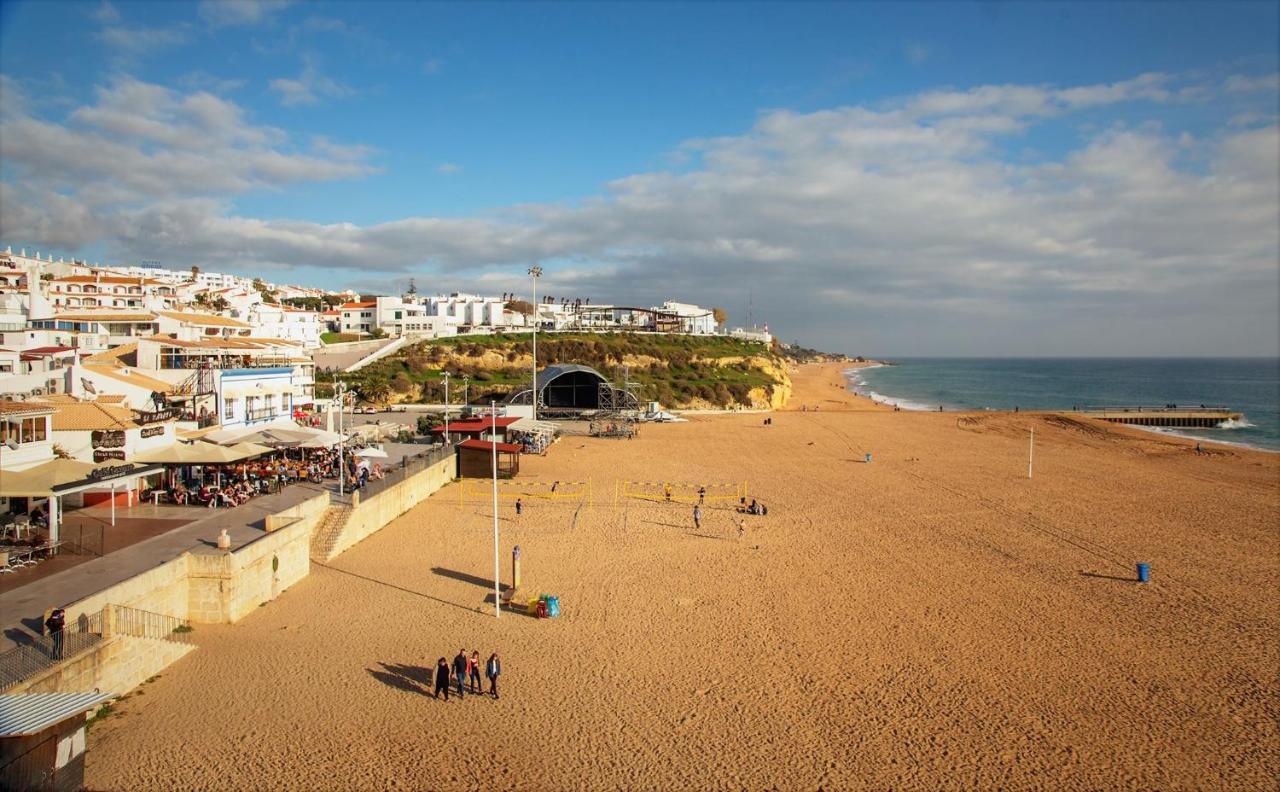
[[452, 650, 468, 698], [434, 657, 451, 701], [45, 608, 66, 660], [486, 653, 501, 699]]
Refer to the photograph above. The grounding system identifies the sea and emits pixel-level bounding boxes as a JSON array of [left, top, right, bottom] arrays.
[[845, 358, 1280, 452]]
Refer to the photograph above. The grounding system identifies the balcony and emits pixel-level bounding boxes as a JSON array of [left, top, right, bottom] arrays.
[[246, 407, 278, 422]]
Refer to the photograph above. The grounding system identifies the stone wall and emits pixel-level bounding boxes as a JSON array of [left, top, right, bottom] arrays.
[[327, 455, 454, 558], [9, 634, 194, 696]]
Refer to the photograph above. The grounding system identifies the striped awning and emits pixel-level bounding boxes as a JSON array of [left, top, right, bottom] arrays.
[[0, 692, 113, 737]]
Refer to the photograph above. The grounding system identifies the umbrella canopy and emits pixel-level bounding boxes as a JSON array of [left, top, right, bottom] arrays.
[[133, 441, 273, 465], [354, 447, 389, 459], [0, 459, 152, 497]]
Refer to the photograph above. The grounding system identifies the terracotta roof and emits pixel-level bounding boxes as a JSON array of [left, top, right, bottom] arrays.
[[457, 439, 523, 453], [51, 275, 163, 285], [32, 399, 144, 431], [52, 312, 156, 323], [80, 364, 174, 393], [0, 400, 55, 417], [83, 343, 138, 364], [340, 301, 376, 309], [18, 346, 76, 355], [156, 310, 251, 328]]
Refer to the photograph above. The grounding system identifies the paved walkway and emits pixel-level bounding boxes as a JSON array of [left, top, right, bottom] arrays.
[[0, 484, 330, 651]]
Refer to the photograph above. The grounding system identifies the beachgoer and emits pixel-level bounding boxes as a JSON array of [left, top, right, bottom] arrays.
[[664, 484, 672, 502], [749, 499, 758, 515], [486, 652, 501, 699], [45, 608, 65, 661], [434, 657, 451, 700], [761, 503, 768, 517], [469, 650, 482, 693], [515, 498, 523, 516], [693, 504, 702, 530], [453, 650, 468, 698], [737, 519, 745, 540], [551, 481, 559, 493], [698, 486, 706, 504]]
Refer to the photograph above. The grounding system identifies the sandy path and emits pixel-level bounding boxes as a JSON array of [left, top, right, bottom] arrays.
[[86, 363, 1279, 790]]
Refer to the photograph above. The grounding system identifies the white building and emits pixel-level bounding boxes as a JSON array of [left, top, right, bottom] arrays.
[[654, 301, 717, 335], [248, 303, 323, 348], [217, 367, 297, 429], [0, 399, 54, 471]]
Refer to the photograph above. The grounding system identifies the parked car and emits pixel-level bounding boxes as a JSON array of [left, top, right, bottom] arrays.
[[355, 405, 379, 414]]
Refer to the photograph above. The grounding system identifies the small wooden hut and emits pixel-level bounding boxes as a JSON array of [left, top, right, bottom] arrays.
[[456, 439, 521, 478]]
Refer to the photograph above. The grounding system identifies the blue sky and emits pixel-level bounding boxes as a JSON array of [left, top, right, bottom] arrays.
[[1, 1, 1277, 355]]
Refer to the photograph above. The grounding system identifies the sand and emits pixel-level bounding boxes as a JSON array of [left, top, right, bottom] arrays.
[[85, 362, 1279, 790]]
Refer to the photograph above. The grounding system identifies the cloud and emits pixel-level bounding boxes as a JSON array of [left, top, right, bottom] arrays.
[[97, 23, 189, 54], [436, 162, 462, 175], [3, 72, 1276, 354], [1224, 73, 1280, 93], [269, 58, 353, 106], [93, 1, 120, 24], [0, 75, 376, 219], [903, 42, 929, 65], [198, 0, 293, 27], [423, 58, 443, 75]]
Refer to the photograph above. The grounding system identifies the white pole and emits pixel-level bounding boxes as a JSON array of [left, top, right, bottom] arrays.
[[1028, 426, 1034, 479], [444, 372, 451, 445], [337, 382, 345, 496], [110, 482, 116, 526], [491, 400, 500, 619], [529, 266, 541, 421]]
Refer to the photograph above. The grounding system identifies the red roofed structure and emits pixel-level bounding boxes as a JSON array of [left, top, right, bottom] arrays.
[[456, 438, 521, 478]]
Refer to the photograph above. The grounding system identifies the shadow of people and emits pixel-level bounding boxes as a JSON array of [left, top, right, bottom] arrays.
[[367, 662, 432, 695], [1079, 570, 1138, 583]]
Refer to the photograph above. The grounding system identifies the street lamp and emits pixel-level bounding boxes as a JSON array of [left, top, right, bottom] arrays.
[[335, 381, 347, 497], [462, 375, 469, 410], [528, 265, 542, 421], [442, 371, 451, 445]]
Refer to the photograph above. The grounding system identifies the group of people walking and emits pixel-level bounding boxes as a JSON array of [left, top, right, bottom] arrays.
[[434, 649, 501, 701]]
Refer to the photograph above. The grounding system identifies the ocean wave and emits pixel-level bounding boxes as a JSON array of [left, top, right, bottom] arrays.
[[842, 365, 938, 411], [1127, 424, 1276, 452], [1216, 418, 1256, 429]]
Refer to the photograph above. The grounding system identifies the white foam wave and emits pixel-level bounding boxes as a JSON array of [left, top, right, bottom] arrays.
[[1216, 418, 1256, 429]]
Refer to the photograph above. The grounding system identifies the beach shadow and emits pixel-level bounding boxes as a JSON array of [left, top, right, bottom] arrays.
[[1079, 571, 1138, 583], [4, 626, 40, 648], [432, 567, 508, 592], [644, 521, 692, 530], [685, 531, 730, 542], [313, 562, 476, 614], [368, 662, 432, 696], [482, 593, 542, 618]]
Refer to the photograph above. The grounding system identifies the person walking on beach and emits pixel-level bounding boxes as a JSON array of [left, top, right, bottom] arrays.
[[45, 608, 65, 661], [434, 657, 451, 701], [664, 483, 672, 502], [453, 650, 468, 698], [469, 650, 483, 694], [693, 504, 702, 530], [698, 486, 706, 504], [486, 652, 501, 699], [515, 498, 523, 516], [737, 518, 746, 540]]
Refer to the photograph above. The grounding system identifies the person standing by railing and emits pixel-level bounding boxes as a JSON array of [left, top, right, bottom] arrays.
[[45, 608, 65, 661]]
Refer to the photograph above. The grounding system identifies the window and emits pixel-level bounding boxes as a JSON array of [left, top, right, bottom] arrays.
[[224, 397, 236, 420], [4, 417, 49, 444]]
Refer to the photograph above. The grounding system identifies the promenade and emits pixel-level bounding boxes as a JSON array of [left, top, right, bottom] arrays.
[[0, 484, 328, 651]]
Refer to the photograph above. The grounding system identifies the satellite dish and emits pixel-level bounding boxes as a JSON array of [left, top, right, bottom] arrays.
[[81, 377, 97, 396]]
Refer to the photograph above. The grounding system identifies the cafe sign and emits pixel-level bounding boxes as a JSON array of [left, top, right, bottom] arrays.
[[92, 430, 126, 449], [88, 463, 134, 481], [93, 449, 127, 463], [140, 425, 165, 438]]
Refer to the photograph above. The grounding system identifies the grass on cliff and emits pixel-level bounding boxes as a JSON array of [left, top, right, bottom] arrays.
[[327, 332, 781, 408]]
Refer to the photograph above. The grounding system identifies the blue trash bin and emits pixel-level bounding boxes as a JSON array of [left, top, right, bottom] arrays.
[[1136, 563, 1150, 583], [864, 453, 872, 464]]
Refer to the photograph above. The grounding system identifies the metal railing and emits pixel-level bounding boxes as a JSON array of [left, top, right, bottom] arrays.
[[246, 407, 278, 422], [0, 610, 104, 692], [0, 605, 191, 692], [354, 444, 454, 501]]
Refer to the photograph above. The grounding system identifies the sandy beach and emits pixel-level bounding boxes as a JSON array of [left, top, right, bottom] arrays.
[[84, 362, 1279, 790]]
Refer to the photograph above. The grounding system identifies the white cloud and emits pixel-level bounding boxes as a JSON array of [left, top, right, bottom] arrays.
[[97, 23, 189, 54], [903, 42, 929, 65], [3, 72, 1276, 354], [198, 0, 293, 27], [269, 58, 353, 106], [1224, 73, 1280, 93], [93, 1, 120, 24], [436, 162, 462, 175]]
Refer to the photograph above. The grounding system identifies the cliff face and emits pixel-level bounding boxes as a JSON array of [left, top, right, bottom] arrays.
[[352, 334, 792, 410]]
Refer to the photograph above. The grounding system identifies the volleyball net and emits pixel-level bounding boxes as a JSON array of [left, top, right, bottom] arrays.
[[458, 479, 592, 505], [615, 480, 747, 505]]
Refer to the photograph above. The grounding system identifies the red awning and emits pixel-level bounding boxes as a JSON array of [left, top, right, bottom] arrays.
[[457, 439, 523, 453]]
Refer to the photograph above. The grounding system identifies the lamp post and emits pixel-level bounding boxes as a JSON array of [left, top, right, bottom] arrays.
[[335, 381, 346, 496], [462, 375, 469, 410], [491, 400, 500, 619], [442, 371, 451, 445], [528, 265, 542, 421]]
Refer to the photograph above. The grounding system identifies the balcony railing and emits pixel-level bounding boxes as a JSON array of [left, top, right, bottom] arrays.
[[246, 407, 278, 422]]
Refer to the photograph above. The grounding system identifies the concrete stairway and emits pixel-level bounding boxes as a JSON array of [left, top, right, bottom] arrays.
[[310, 504, 352, 562]]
